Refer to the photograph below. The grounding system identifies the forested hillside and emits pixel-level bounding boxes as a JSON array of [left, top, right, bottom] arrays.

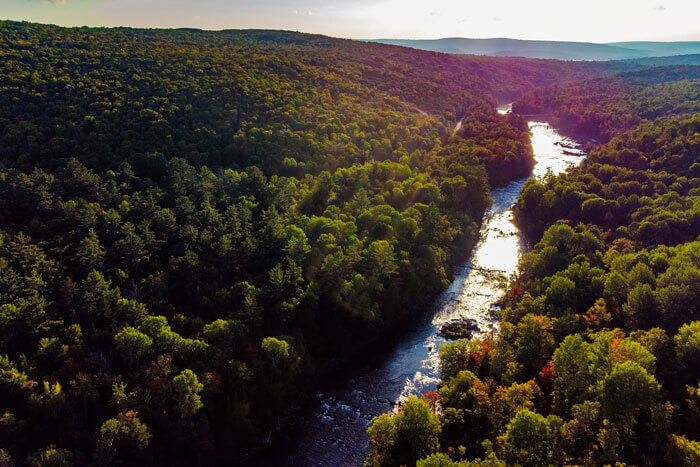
[[0, 20, 634, 464], [366, 110, 700, 464], [512, 66, 700, 142]]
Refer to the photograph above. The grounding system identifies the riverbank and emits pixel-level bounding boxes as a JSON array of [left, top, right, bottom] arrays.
[[249, 111, 587, 466]]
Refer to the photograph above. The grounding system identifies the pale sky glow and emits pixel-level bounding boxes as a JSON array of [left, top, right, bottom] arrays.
[[2, 0, 699, 42]]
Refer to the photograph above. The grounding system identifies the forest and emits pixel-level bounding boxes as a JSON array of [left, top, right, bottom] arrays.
[[1, 19, 698, 466], [512, 65, 700, 142], [0, 20, 649, 464], [365, 70, 700, 464]]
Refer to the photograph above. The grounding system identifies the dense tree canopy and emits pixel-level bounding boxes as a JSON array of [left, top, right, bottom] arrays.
[[0, 20, 639, 464], [367, 103, 699, 464], [2, 19, 696, 465], [512, 66, 700, 141]]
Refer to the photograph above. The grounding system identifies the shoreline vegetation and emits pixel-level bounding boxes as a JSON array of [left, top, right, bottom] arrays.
[[366, 67, 699, 466]]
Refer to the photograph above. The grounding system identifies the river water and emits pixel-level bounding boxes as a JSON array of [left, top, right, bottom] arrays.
[[260, 104, 585, 466]]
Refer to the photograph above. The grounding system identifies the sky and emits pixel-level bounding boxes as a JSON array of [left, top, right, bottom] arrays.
[[2, 0, 700, 42]]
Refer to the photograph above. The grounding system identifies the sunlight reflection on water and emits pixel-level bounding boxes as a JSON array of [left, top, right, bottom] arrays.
[[262, 110, 586, 467], [391, 117, 585, 407]]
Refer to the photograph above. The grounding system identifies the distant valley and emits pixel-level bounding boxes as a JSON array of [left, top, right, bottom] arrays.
[[370, 37, 700, 61]]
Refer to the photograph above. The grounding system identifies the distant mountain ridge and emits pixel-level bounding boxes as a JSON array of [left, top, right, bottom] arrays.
[[369, 37, 700, 61]]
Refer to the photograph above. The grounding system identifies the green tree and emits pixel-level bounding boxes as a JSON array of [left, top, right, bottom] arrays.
[[366, 397, 440, 466], [171, 369, 204, 419], [114, 327, 153, 367], [503, 409, 555, 466], [94, 411, 151, 465], [514, 314, 555, 375], [392, 397, 441, 464], [73, 228, 105, 277], [623, 283, 661, 329], [674, 321, 700, 366], [261, 336, 290, 370], [545, 276, 576, 314], [366, 412, 397, 467], [601, 361, 660, 418]]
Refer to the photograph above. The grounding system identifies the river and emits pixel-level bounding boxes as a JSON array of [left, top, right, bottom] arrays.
[[258, 103, 586, 466]]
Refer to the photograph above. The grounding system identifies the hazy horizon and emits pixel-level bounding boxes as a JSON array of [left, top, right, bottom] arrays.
[[3, 0, 700, 42]]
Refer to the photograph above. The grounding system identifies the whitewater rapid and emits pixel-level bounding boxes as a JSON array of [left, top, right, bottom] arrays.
[[257, 103, 586, 466]]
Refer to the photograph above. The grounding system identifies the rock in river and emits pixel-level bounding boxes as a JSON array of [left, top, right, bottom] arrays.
[[437, 318, 480, 340]]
